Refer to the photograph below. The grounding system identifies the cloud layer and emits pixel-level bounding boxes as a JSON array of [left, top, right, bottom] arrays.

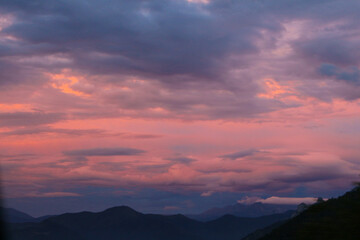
[[63, 147, 146, 157]]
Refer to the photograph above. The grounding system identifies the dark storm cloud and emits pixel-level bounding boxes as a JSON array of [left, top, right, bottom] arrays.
[[63, 147, 146, 157], [0, 111, 66, 127], [219, 149, 258, 160]]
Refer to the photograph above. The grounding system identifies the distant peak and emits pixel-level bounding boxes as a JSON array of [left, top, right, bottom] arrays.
[[103, 206, 140, 215]]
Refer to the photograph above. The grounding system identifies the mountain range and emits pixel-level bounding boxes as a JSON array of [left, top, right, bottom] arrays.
[[4, 185, 360, 240], [188, 202, 297, 221], [1, 208, 53, 223], [7, 207, 294, 240]]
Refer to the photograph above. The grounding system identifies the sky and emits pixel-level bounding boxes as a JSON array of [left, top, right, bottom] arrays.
[[0, 0, 360, 217]]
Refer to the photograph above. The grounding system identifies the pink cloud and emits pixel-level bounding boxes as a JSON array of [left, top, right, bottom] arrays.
[[238, 196, 324, 205], [27, 192, 82, 198], [1, 0, 360, 208], [258, 197, 318, 205]]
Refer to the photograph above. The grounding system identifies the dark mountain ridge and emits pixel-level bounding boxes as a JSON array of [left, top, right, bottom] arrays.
[[188, 202, 297, 221], [1, 208, 35, 223], [1, 207, 55, 223], [8, 205, 294, 240], [246, 186, 360, 240]]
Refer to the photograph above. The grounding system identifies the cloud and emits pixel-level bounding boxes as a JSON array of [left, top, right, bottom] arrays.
[[0, 0, 268, 79], [237, 196, 263, 205], [273, 167, 349, 184], [50, 156, 89, 170], [200, 191, 214, 197], [0, 59, 46, 87], [63, 147, 146, 157], [28, 192, 82, 198], [166, 157, 197, 164], [198, 168, 251, 174], [118, 132, 162, 139], [238, 196, 318, 205], [0, 153, 36, 161], [136, 163, 172, 173], [258, 196, 317, 205], [1, 0, 359, 121], [101, 79, 279, 119], [219, 149, 258, 160], [1, 0, 360, 215], [0, 0, 283, 119], [294, 37, 360, 67], [0, 111, 65, 127], [319, 63, 360, 85], [0, 126, 104, 136]]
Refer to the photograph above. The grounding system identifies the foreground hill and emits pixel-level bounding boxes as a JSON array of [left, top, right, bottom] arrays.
[[188, 202, 296, 221], [9, 206, 294, 240], [252, 186, 360, 240]]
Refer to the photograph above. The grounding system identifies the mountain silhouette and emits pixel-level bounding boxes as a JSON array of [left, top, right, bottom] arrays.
[[1, 208, 54, 223], [188, 202, 297, 221], [8, 206, 294, 240], [245, 186, 360, 240], [1, 208, 35, 223]]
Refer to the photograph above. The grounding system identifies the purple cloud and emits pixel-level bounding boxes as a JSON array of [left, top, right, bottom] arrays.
[[319, 64, 360, 85], [0, 112, 65, 127], [63, 147, 146, 157], [219, 149, 258, 160]]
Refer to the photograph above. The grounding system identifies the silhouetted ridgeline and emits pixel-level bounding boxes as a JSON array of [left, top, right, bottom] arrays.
[[188, 202, 297, 221], [6, 186, 360, 240], [1, 208, 36, 223], [243, 186, 360, 240], [8, 206, 293, 240]]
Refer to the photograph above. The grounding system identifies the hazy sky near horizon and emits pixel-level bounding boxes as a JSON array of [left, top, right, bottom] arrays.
[[1, 0, 360, 216]]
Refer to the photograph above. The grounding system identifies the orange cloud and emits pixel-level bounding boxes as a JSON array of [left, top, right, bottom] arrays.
[[0, 104, 33, 112], [48, 70, 91, 97], [257, 78, 296, 99]]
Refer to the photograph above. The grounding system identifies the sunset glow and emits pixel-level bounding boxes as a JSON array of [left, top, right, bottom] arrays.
[[1, 0, 360, 217]]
